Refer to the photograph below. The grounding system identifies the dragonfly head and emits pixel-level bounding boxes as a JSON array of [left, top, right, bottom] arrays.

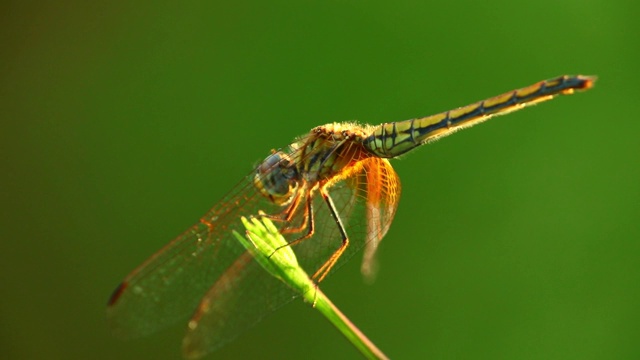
[[254, 151, 299, 206]]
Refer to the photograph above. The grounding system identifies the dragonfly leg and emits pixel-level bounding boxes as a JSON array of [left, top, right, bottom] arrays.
[[263, 187, 311, 236], [279, 191, 313, 236], [270, 192, 315, 257], [262, 189, 303, 223], [311, 188, 349, 283]]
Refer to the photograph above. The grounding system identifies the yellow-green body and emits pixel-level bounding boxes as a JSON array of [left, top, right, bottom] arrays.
[[363, 75, 595, 158]]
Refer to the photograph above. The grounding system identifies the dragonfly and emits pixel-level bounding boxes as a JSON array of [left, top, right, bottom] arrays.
[[108, 75, 595, 358]]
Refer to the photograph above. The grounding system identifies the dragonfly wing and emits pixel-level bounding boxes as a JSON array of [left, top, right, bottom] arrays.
[[106, 175, 283, 338], [182, 251, 297, 358], [361, 157, 401, 280], [107, 220, 242, 338], [286, 157, 401, 282]]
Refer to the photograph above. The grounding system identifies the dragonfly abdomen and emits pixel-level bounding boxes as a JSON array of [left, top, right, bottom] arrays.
[[363, 75, 596, 158]]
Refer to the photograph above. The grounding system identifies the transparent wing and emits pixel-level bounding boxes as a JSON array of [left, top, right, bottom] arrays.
[[106, 169, 288, 339], [283, 156, 401, 281], [361, 157, 401, 279], [181, 251, 296, 358]]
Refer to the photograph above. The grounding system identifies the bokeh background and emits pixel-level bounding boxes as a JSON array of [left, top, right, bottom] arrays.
[[2, 1, 639, 359]]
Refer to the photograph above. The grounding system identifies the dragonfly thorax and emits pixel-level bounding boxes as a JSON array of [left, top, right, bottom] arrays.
[[254, 151, 300, 206]]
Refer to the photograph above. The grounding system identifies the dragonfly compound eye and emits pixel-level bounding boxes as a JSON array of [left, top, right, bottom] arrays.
[[254, 151, 299, 205]]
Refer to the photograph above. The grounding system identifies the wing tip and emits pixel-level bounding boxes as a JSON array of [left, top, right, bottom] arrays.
[[107, 281, 129, 307]]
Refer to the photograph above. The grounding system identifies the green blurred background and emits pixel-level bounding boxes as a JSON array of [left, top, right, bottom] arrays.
[[2, 1, 639, 359]]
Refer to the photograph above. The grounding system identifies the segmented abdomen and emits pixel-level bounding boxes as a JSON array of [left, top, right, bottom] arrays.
[[363, 75, 596, 158]]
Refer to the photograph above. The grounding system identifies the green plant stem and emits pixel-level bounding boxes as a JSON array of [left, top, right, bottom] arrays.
[[312, 286, 389, 360], [233, 215, 389, 360]]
